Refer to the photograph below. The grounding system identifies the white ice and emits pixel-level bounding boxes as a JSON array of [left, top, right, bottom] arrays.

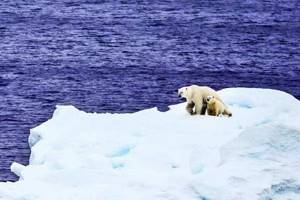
[[0, 88, 300, 200]]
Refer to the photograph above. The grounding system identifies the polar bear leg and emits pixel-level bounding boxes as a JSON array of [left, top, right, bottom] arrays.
[[223, 108, 232, 117], [207, 108, 215, 116], [217, 110, 223, 117], [195, 102, 206, 115], [201, 103, 207, 115], [186, 101, 195, 115]]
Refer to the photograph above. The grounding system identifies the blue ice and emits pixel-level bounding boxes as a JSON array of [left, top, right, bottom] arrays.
[[107, 145, 135, 158], [229, 102, 252, 108], [111, 161, 125, 169]]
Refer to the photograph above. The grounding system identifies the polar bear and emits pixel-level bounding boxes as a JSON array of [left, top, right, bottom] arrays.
[[206, 95, 232, 117], [178, 85, 223, 115]]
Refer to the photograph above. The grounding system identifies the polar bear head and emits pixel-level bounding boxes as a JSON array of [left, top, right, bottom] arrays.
[[205, 95, 216, 104], [178, 86, 191, 99]]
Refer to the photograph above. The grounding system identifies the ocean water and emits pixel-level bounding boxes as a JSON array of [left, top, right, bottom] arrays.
[[0, 0, 299, 181]]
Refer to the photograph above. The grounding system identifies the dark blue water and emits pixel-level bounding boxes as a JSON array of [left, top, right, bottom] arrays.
[[0, 0, 300, 181]]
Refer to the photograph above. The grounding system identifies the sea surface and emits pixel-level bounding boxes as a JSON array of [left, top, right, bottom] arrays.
[[0, 0, 300, 181]]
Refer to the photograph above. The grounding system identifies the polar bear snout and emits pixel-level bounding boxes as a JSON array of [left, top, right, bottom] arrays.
[[178, 91, 183, 97], [177, 87, 188, 98], [178, 91, 187, 99], [206, 95, 214, 103]]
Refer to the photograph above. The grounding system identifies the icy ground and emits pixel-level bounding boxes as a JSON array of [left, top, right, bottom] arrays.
[[1, 88, 300, 200]]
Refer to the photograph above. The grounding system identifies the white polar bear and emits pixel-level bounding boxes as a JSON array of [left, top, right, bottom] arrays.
[[178, 85, 223, 115], [206, 95, 232, 117]]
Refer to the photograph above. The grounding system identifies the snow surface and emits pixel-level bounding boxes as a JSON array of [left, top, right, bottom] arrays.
[[1, 88, 300, 200]]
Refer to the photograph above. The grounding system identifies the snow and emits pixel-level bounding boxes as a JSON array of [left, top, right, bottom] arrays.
[[1, 88, 300, 200]]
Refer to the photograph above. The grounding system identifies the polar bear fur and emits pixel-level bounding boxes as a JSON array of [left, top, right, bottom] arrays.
[[206, 95, 232, 117], [178, 85, 223, 115]]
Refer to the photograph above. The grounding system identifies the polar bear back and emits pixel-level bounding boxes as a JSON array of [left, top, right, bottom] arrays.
[[189, 85, 222, 103]]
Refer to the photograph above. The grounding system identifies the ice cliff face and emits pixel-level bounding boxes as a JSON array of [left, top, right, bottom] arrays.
[[0, 88, 300, 200]]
